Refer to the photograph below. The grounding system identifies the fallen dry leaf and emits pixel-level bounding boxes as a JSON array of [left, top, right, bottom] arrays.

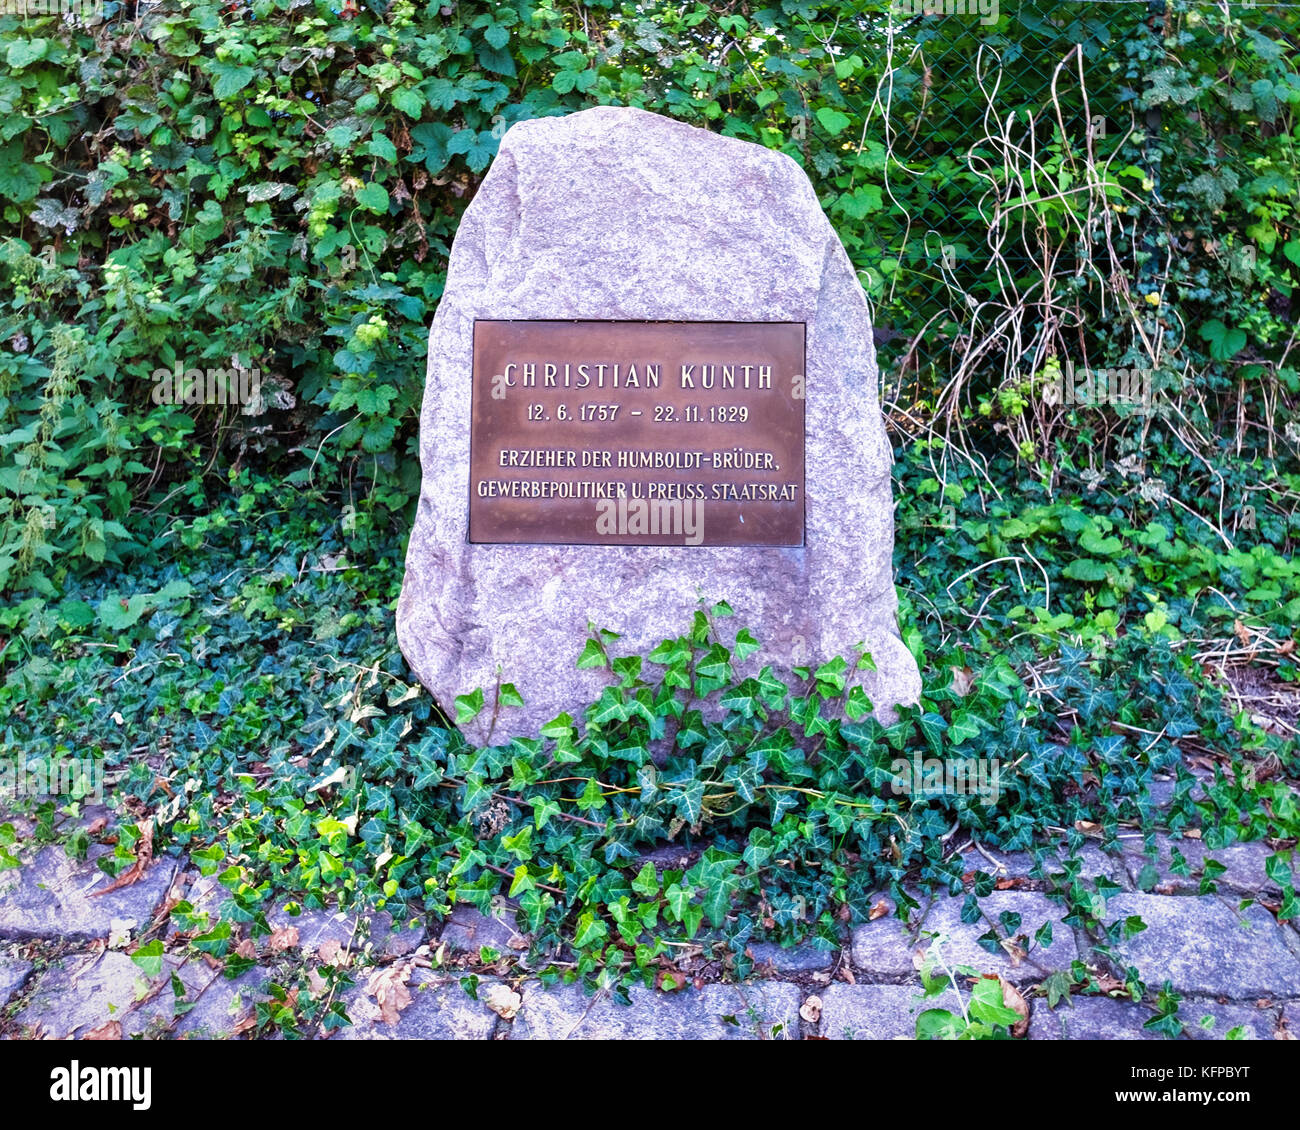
[[366, 963, 414, 1026], [83, 1020, 122, 1040], [1000, 976, 1030, 1038], [799, 995, 822, 1024], [318, 938, 347, 967], [481, 982, 521, 1020], [950, 665, 976, 696], [656, 969, 685, 992], [107, 917, 136, 950], [234, 938, 257, 960], [868, 900, 890, 921], [90, 820, 154, 896], [306, 968, 328, 995], [267, 924, 300, 953], [230, 1011, 258, 1036]]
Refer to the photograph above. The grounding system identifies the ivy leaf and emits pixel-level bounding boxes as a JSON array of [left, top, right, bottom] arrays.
[[576, 639, 607, 669], [573, 911, 607, 947], [631, 862, 658, 898], [130, 939, 165, 979], [454, 689, 484, 725], [734, 628, 760, 661]]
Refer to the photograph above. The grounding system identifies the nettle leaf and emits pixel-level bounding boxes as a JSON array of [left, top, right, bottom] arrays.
[[815, 106, 852, 136], [1197, 318, 1247, 362], [355, 183, 390, 215], [97, 593, 148, 630], [391, 86, 426, 118], [1063, 558, 1110, 583], [210, 62, 255, 100]]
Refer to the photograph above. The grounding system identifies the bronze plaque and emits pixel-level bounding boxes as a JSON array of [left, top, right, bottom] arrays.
[[468, 320, 805, 546]]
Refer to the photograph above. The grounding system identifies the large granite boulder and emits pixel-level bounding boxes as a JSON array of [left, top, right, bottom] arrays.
[[398, 105, 920, 742]]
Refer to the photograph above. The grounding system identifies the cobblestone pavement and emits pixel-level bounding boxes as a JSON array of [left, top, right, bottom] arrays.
[[2, 804, 1297, 1040]]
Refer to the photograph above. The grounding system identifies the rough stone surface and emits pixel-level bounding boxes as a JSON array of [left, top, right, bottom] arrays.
[[816, 983, 965, 1040], [1029, 994, 1279, 1041], [1109, 894, 1300, 998], [14, 951, 171, 1038], [509, 979, 802, 1039], [968, 842, 1125, 885], [1180, 998, 1281, 1041], [0, 954, 33, 1005], [1119, 836, 1282, 895], [747, 941, 838, 975], [397, 105, 920, 742], [437, 902, 526, 955], [1028, 996, 1162, 1041], [0, 846, 178, 942], [851, 892, 1077, 985], [339, 970, 501, 1040], [367, 911, 427, 957], [1283, 999, 1300, 1038], [173, 966, 269, 1039], [266, 907, 358, 956]]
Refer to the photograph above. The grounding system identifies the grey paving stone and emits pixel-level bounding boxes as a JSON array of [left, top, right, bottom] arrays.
[[1144, 773, 1208, 809], [438, 901, 526, 955], [510, 980, 802, 1040], [967, 842, 1124, 884], [1029, 993, 1279, 1041], [747, 940, 837, 974], [1120, 836, 1284, 895], [266, 906, 358, 956], [1283, 1000, 1300, 1038], [0, 845, 178, 942], [852, 891, 1076, 985], [366, 911, 427, 957], [166, 870, 225, 938], [816, 983, 967, 1040], [1109, 894, 1300, 998], [0, 954, 33, 1005], [13, 950, 171, 1038], [170, 965, 269, 1039], [1028, 995, 1162, 1040], [1181, 999, 1279, 1041], [338, 969, 500, 1040]]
